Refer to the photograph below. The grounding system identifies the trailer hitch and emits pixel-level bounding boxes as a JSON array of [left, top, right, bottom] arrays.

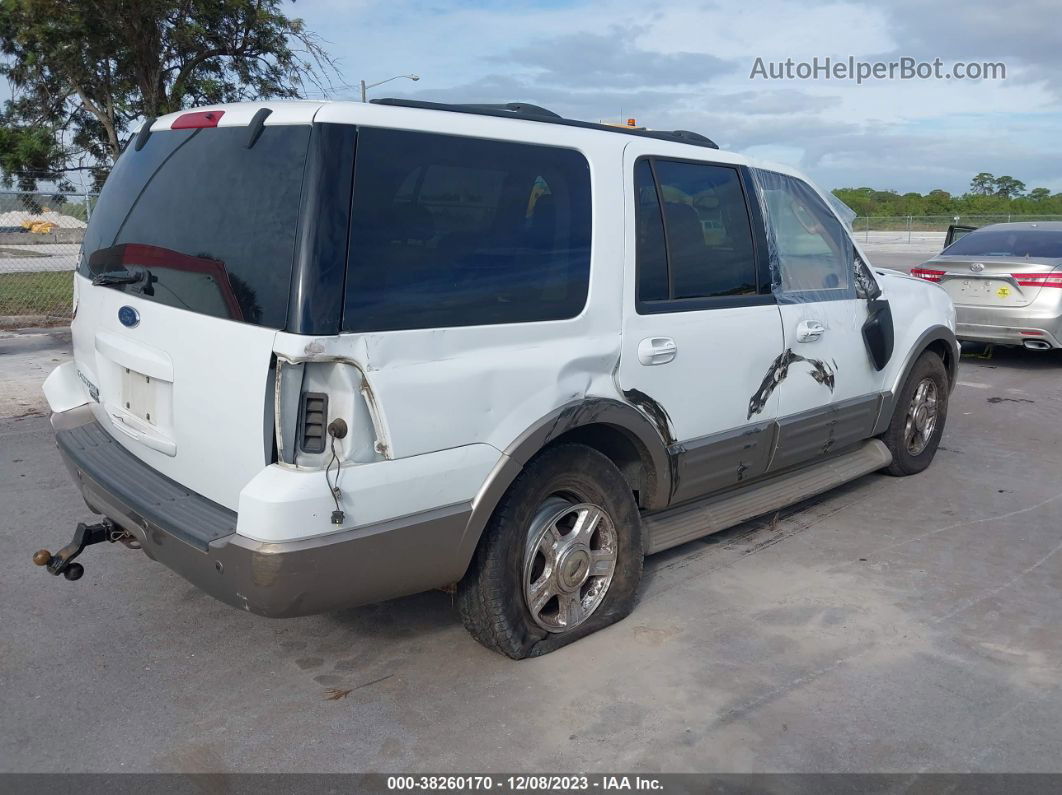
[[32, 520, 138, 581]]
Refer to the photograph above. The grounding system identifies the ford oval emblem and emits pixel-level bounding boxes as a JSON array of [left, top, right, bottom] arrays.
[[118, 306, 140, 328]]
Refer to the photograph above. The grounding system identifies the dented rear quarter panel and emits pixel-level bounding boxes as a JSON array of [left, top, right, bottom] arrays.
[[273, 130, 629, 463]]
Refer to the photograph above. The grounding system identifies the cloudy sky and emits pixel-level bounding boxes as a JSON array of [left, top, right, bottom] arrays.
[[293, 0, 1060, 195]]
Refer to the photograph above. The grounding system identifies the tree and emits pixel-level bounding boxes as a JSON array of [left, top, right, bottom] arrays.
[[992, 175, 1026, 199], [969, 172, 996, 196], [0, 0, 337, 190], [1028, 187, 1051, 201], [924, 189, 953, 215]]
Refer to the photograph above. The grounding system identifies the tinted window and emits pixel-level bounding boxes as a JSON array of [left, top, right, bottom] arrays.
[[944, 229, 1062, 258], [635, 158, 757, 304], [79, 125, 310, 328], [755, 171, 851, 294], [343, 129, 591, 332], [634, 160, 668, 302]]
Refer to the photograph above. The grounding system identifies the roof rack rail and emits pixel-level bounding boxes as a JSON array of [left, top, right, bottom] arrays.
[[450, 102, 562, 119], [370, 98, 719, 150], [668, 130, 715, 145]]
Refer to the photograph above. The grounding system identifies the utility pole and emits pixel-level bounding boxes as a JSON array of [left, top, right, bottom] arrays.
[[359, 74, 419, 103]]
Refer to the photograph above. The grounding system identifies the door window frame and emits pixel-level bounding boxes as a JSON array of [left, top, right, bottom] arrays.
[[749, 168, 861, 304], [633, 155, 774, 315]]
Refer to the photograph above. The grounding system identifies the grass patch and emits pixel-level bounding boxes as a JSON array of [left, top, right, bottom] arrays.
[[0, 270, 73, 316]]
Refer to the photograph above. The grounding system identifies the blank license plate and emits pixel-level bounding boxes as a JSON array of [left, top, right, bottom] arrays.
[[121, 367, 157, 425]]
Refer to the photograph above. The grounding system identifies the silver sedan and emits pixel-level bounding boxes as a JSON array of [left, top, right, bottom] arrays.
[[912, 221, 1062, 349]]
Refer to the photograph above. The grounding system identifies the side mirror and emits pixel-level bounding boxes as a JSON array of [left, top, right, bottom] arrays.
[[862, 299, 894, 371]]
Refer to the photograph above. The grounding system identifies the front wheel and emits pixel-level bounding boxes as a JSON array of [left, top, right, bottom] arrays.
[[457, 443, 644, 659], [881, 350, 950, 476]]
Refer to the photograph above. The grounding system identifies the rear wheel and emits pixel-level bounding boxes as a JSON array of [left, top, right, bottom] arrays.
[[881, 351, 949, 476], [457, 444, 644, 659]]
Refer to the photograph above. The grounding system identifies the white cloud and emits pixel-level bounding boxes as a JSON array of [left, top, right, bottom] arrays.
[[287, 0, 1062, 193]]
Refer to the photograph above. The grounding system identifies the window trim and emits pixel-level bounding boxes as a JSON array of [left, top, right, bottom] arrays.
[[633, 155, 774, 315], [289, 122, 357, 335], [751, 168, 859, 304]]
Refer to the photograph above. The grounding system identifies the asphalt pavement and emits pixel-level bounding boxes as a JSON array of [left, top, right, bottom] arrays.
[[2, 331, 1061, 773]]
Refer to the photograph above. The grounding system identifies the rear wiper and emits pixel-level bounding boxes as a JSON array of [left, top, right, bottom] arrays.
[[92, 270, 145, 287]]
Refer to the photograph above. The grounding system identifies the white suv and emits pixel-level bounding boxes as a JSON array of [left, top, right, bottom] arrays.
[[39, 99, 957, 658]]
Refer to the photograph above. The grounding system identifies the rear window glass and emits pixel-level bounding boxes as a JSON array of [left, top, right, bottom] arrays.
[[943, 229, 1062, 258], [343, 128, 592, 332], [79, 125, 310, 328]]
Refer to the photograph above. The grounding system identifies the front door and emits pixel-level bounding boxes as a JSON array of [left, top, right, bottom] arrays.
[[617, 145, 783, 504], [750, 169, 886, 471]]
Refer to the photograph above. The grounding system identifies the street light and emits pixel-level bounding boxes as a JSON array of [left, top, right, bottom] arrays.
[[360, 74, 420, 102]]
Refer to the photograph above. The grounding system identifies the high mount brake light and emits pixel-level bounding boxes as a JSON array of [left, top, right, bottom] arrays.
[[171, 110, 225, 129], [911, 267, 944, 282]]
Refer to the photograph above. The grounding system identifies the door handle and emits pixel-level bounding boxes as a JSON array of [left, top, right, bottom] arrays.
[[637, 337, 677, 366], [796, 320, 826, 343]]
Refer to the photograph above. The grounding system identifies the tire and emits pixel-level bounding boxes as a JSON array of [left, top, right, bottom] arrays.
[[881, 350, 949, 476], [457, 443, 644, 659]]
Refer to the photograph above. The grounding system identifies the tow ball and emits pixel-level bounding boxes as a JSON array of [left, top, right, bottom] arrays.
[[32, 519, 138, 581]]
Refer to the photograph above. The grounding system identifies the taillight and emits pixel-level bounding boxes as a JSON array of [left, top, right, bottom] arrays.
[[1013, 272, 1062, 289], [911, 267, 944, 282], [171, 110, 225, 129]]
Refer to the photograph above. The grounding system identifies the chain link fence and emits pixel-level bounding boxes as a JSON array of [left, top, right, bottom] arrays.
[[0, 190, 95, 328], [2, 194, 1061, 328], [853, 214, 1062, 255]]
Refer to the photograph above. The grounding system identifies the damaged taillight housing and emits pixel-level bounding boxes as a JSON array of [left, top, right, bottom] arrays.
[[273, 358, 388, 468]]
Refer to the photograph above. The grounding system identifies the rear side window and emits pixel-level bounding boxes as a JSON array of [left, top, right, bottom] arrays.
[[634, 158, 758, 307], [944, 229, 1062, 258], [79, 125, 310, 328], [343, 129, 592, 332]]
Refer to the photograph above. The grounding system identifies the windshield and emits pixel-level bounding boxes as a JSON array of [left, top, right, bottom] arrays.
[[943, 228, 1062, 259], [79, 124, 311, 327]]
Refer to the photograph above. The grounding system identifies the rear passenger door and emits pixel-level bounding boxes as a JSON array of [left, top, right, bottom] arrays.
[[618, 147, 784, 505]]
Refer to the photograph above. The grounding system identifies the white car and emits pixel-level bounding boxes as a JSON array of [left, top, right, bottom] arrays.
[[38, 99, 958, 658]]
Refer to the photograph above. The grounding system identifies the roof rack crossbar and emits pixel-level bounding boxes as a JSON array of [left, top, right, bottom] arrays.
[[369, 98, 719, 150]]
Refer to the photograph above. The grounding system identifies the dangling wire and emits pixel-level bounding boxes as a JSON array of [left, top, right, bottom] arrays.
[[326, 431, 344, 525]]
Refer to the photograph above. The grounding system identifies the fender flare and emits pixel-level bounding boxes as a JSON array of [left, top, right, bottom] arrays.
[[873, 324, 959, 435], [451, 397, 673, 577]]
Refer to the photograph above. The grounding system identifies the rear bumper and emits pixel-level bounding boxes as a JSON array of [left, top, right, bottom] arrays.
[[955, 302, 1062, 347], [53, 405, 473, 617]]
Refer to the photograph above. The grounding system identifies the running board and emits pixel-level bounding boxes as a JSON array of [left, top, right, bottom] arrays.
[[644, 439, 892, 554]]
